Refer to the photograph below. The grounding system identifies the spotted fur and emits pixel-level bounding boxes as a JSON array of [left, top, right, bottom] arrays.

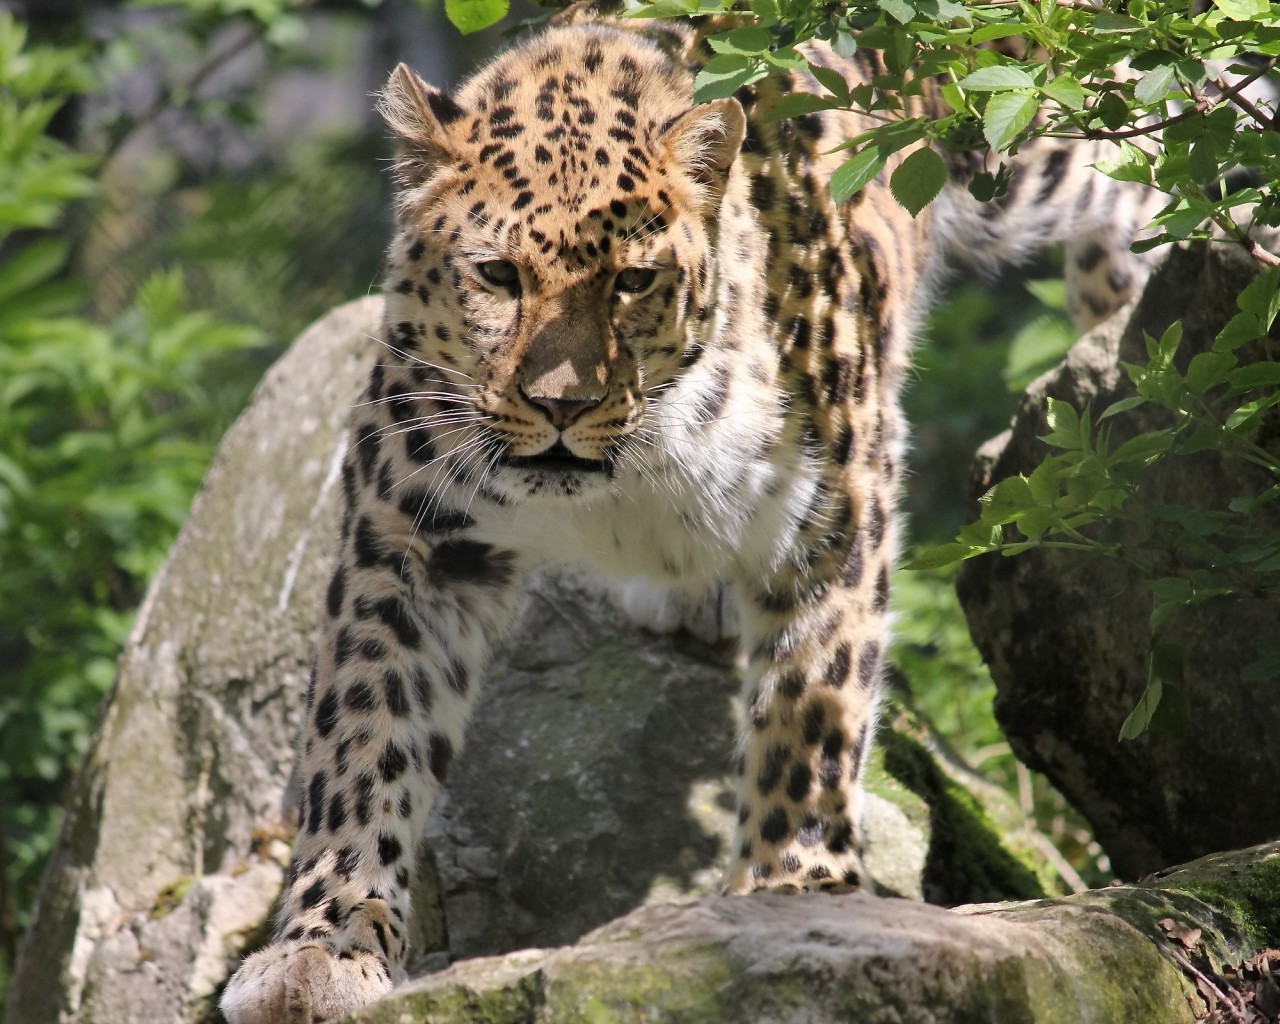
[[221, 10, 1164, 1022]]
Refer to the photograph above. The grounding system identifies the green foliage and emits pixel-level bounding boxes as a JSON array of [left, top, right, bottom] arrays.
[[910, 273, 1280, 735], [0, 11, 268, 1001]]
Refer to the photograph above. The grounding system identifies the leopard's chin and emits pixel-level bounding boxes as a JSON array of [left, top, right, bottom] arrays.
[[501, 441, 613, 477]]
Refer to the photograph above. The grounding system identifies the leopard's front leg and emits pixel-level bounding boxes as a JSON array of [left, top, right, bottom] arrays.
[[221, 480, 524, 1024], [723, 510, 890, 895]]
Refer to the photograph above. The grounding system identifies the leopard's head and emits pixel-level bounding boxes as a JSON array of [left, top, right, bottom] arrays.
[[377, 25, 744, 501]]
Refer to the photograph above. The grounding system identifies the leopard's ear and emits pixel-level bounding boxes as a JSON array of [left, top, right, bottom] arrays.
[[378, 63, 467, 186], [662, 97, 746, 189]]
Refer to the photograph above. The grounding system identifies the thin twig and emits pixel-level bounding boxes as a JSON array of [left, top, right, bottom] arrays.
[[99, 19, 268, 171]]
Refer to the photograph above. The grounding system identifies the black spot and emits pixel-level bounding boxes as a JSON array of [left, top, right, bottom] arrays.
[[757, 742, 789, 796], [431, 539, 515, 588], [411, 665, 434, 714], [398, 791, 413, 819], [379, 743, 408, 783], [334, 627, 357, 667], [822, 728, 844, 759], [354, 424, 380, 484], [376, 460, 395, 501], [445, 657, 468, 696], [336, 845, 359, 879], [780, 851, 802, 874], [825, 356, 851, 405], [307, 772, 327, 834], [826, 820, 854, 854], [1037, 148, 1071, 203], [359, 636, 388, 661], [776, 671, 805, 700], [750, 173, 776, 210], [327, 567, 347, 619], [378, 832, 403, 866], [354, 774, 375, 827], [329, 792, 348, 832], [426, 90, 464, 126], [1076, 240, 1107, 273], [866, 498, 886, 549], [384, 668, 411, 717], [354, 517, 384, 568], [807, 864, 832, 881], [427, 732, 453, 782], [301, 878, 327, 909], [825, 643, 852, 688], [801, 703, 825, 745], [374, 597, 421, 648], [790, 316, 811, 350], [344, 680, 377, 712], [842, 537, 864, 587], [786, 763, 812, 802], [760, 807, 790, 844], [858, 641, 882, 689], [315, 690, 339, 738], [405, 428, 435, 464], [819, 756, 841, 789], [873, 566, 890, 611], [610, 199, 627, 218]]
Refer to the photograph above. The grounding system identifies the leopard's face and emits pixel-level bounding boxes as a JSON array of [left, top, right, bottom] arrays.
[[379, 26, 743, 502]]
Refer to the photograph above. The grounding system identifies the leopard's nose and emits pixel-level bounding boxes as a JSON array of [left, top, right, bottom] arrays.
[[519, 386, 602, 429]]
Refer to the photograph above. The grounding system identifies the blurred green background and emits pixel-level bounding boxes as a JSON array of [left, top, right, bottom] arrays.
[[0, 0, 1088, 1011]]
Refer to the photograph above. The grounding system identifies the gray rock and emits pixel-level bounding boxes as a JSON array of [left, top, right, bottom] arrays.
[[7, 298, 1053, 1024], [957, 245, 1280, 879], [342, 842, 1280, 1024]]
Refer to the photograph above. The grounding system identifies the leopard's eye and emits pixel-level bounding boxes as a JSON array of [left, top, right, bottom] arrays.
[[477, 260, 521, 290], [614, 267, 657, 294]]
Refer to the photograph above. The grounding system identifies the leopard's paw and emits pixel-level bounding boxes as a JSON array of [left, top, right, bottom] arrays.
[[220, 942, 393, 1024], [221, 901, 401, 1024]]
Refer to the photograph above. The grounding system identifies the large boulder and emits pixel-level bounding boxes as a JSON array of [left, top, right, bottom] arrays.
[[957, 245, 1280, 879], [6, 297, 1051, 1024], [341, 841, 1280, 1024]]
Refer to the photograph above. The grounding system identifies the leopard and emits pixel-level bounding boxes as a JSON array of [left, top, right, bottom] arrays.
[[220, 6, 1164, 1021]]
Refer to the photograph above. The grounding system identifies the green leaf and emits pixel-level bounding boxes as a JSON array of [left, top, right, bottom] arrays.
[[879, 0, 916, 24], [889, 147, 946, 217], [706, 27, 773, 56], [1236, 266, 1280, 324], [1119, 679, 1162, 740], [1099, 395, 1147, 420], [1212, 0, 1270, 19], [748, 0, 779, 24], [1134, 64, 1178, 105], [831, 149, 886, 205], [1042, 398, 1081, 449], [808, 64, 851, 104], [765, 93, 840, 122], [1042, 75, 1087, 110], [982, 90, 1038, 151], [904, 541, 981, 570], [1093, 141, 1150, 184], [693, 54, 766, 102], [958, 65, 1036, 91], [443, 0, 508, 34], [1215, 311, 1263, 352], [1097, 90, 1129, 131], [1227, 361, 1280, 389], [1185, 351, 1236, 393]]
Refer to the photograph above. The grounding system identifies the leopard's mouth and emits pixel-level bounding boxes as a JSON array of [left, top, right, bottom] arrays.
[[501, 441, 612, 476]]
